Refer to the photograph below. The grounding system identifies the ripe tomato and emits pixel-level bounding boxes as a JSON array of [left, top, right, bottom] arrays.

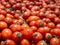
[[10, 24, 21, 32], [50, 38, 60, 45], [56, 24, 60, 29], [33, 32, 43, 42], [45, 33, 52, 41], [26, 16, 40, 23], [0, 14, 5, 21], [20, 39, 30, 45], [47, 22, 55, 28], [21, 28, 33, 39], [21, 23, 29, 30], [0, 21, 8, 30], [12, 32, 23, 42], [4, 17, 13, 25], [50, 28, 60, 36], [36, 40, 48, 45], [30, 26, 37, 32], [1, 40, 16, 45], [1, 28, 12, 40], [0, 33, 1, 40]]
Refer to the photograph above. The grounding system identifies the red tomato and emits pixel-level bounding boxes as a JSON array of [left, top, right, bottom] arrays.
[[20, 39, 30, 45], [50, 38, 60, 45], [50, 28, 60, 36], [1, 28, 12, 40], [21, 28, 33, 39], [4, 17, 13, 25], [1, 40, 16, 45], [47, 22, 55, 28], [56, 24, 60, 29], [0, 14, 5, 21], [0, 21, 8, 30], [10, 24, 21, 32], [26, 16, 40, 23], [33, 32, 43, 42], [12, 32, 23, 42], [30, 26, 37, 32], [36, 40, 48, 45], [45, 33, 52, 41]]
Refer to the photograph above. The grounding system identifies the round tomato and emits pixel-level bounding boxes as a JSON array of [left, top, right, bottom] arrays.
[[9, 24, 21, 32], [20, 39, 30, 45], [33, 32, 43, 42], [1, 28, 12, 40], [36, 40, 48, 45], [50, 38, 60, 45], [0, 21, 8, 30], [12, 32, 23, 42]]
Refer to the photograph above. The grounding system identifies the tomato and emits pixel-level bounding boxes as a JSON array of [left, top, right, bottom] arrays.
[[30, 26, 37, 32], [37, 27, 50, 35], [0, 14, 5, 21], [50, 38, 60, 45], [9, 24, 21, 32], [4, 17, 13, 25], [56, 24, 60, 29], [50, 28, 60, 36], [1, 40, 16, 45], [45, 33, 52, 41], [1, 28, 12, 40], [33, 32, 43, 42], [21, 23, 29, 30], [26, 16, 40, 23], [12, 32, 23, 42], [0, 33, 1, 40], [21, 28, 33, 39], [36, 40, 48, 45], [20, 39, 30, 45], [0, 21, 8, 30], [47, 22, 55, 28], [29, 21, 36, 26]]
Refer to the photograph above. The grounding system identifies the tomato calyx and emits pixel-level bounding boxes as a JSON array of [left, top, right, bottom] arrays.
[[39, 23, 43, 27], [47, 35, 51, 39], [33, 33, 37, 37], [17, 32, 22, 38]]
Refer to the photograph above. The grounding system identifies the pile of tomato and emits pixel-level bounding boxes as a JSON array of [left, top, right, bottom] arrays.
[[0, 0, 60, 45]]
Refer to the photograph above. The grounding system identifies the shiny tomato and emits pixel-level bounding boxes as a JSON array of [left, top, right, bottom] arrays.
[[33, 32, 43, 42], [1, 40, 16, 45], [50, 38, 60, 45], [12, 32, 23, 42], [10, 24, 21, 32], [0, 21, 8, 30], [20, 39, 30, 45], [26, 16, 40, 23], [45, 33, 52, 41], [36, 40, 48, 45], [21, 28, 33, 39], [1, 28, 12, 40]]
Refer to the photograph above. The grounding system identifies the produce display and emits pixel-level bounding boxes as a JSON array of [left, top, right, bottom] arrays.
[[0, 0, 60, 45]]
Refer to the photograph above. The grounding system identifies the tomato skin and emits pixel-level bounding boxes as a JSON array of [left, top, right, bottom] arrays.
[[21, 28, 33, 39], [26, 16, 40, 23], [0, 21, 8, 30], [47, 22, 55, 28], [56, 24, 60, 29], [33, 32, 43, 42], [10, 24, 21, 32], [36, 40, 48, 45], [12, 32, 23, 42], [45, 33, 52, 41], [0, 14, 5, 21], [29, 21, 36, 26], [30, 26, 37, 32], [1, 28, 12, 40], [0, 33, 1, 40], [50, 28, 60, 36], [20, 39, 30, 45], [4, 17, 13, 25], [50, 38, 60, 45], [1, 40, 16, 45]]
